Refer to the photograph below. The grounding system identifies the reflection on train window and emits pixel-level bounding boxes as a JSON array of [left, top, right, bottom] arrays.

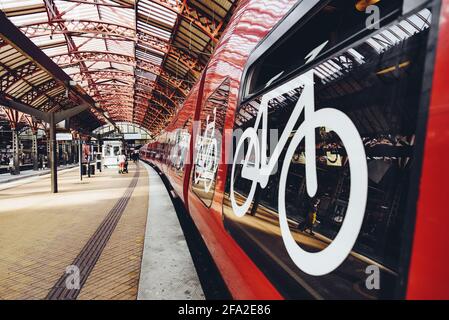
[[224, 4, 433, 299], [169, 118, 192, 177], [245, 0, 403, 97], [192, 79, 230, 207]]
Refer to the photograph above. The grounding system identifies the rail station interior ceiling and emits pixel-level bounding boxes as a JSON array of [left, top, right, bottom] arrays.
[[0, 0, 237, 135]]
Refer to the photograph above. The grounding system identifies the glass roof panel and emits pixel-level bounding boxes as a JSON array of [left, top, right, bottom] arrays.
[[1, 0, 237, 130]]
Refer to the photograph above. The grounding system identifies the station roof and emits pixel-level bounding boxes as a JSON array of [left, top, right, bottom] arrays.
[[0, 9, 102, 132], [0, 0, 237, 135]]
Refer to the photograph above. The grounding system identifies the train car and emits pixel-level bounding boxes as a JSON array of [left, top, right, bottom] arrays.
[[140, 0, 449, 300]]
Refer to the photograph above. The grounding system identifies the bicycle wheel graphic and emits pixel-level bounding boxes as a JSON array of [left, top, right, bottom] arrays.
[[278, 108, 368, 276], [230, 128, 260, 217]]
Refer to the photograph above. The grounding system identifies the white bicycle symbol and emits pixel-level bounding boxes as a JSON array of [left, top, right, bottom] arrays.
[[230, 46, 368, 276], [194, 108, 219, 193]]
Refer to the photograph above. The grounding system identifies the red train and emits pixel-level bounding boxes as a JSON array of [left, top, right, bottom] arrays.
[[140, 0, 449, 300]]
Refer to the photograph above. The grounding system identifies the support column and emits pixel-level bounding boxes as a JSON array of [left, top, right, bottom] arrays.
[[12, 129, 20, 175], [49, 113, 58, 193], [79, 138, 83, 182], [32, 131, 38, 171], [67, 141, 73, 164], [62, 141, 67, 166], [46, 133, 50, 169]]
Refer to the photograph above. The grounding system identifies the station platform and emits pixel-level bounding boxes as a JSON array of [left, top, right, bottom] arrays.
[[0, 162, 203, 300], [0, 164, 78, 186]]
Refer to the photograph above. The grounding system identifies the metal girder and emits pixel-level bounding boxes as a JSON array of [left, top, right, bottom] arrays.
[[56, 0, 134, 9], [0, 11, 87, 96], [94, 90, 133, 99], [71, 69, 135, 82], [144, 114, 170, 128], [166, 47, 202, 77], [54, 103, 90, 123], [0, 95, 90, 124], [2, 107, 24, 130], [136, 60, 190, 95], [142, 110, 171, 130], [134, 92, 173, 115], [135, 76, 155, 89], [94, 83, 134, 92], [0, 61, 39, 92], [135, 101, 170, 118], [52, 51, 135, 68], [20, 20, 205, 76], [143, 0, 223, 43], [134, 86, 180, 112], [136, 30, 168, 52], [137, 97, 174, 130], [65, 58, 190, 94], [23, 114, 44, 134], [42, 0, 104, 115], [151, 90, 177, 110], [137, 31, 204, 74], [142, 108, 162, 129], [95, 96, 134, 104], [130, 95, 173, 116], [18, 79, 58, 106], [20, 19, 135, 40], [0, 61, 65, 112], [149, 99, 173, 116], [2, 1, 235, 132]]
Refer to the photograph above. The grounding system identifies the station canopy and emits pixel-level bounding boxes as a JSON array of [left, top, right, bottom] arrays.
[[0, 0, 237, 135]]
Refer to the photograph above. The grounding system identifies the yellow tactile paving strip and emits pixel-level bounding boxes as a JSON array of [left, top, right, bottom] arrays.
[[78, 164, 148, 300], [0, 163, 148, 300]]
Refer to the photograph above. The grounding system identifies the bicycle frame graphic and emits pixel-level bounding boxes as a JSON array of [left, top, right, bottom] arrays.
[[230, 44, 368, 276], [194, 107, 219, 193]]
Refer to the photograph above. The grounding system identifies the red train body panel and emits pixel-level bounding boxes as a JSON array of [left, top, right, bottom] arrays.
[[141, 0, 449, 300]]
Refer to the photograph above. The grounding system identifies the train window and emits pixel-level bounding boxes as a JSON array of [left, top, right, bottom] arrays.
[[244, 0, 403, 98], [224, 1, 434, 299], [192, 79, 230, 207]]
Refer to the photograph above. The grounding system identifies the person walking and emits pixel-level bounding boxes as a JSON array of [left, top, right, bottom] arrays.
[[117, 152, 126, 174], [299, 198, 320, 235]]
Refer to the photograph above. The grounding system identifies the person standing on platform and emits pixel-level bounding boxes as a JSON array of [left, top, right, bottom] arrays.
[[8, 156, 14, 175], [117, 152, 126, 174], [299, 198, 320, 236]]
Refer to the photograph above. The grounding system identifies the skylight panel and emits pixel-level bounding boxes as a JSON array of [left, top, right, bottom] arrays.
[[137, 21, 172, 41], [136, 50, 163, 65], [9, 12, 48, 26]]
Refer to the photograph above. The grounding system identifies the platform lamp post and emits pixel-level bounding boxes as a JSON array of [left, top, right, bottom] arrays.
[[31, 128, 38, 171], [49, 112, 58, 193], [77, 134, 83, 182], [87, 142, 92, 178], [4, 108, 22, 175], [11, 128, 20, 175], [24, 116, 40, 171]]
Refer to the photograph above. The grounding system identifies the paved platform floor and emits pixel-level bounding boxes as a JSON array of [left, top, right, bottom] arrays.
[[0, 163, 149, 300]]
